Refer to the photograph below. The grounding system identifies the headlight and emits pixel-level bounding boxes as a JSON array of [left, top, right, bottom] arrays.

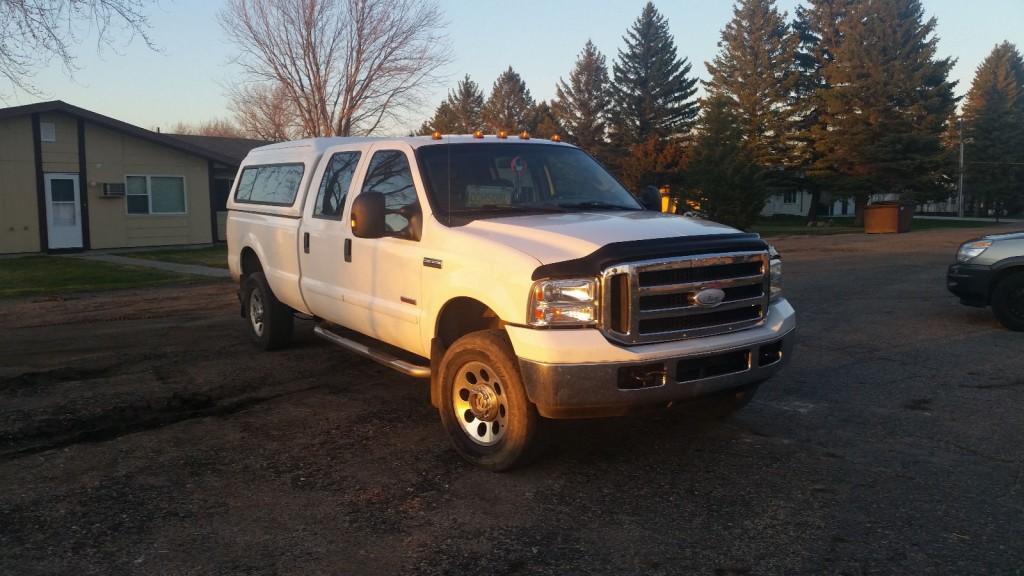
[[769, 245, 782, 301], [528, 278, 598, 327], [957, 240, 991, 262]]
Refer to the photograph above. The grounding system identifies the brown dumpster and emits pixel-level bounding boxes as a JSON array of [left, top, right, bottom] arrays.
[[864, 202, 914, 234]]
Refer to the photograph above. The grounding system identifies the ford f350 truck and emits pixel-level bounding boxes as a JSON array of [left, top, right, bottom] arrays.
[[226, 134, 795, 470]]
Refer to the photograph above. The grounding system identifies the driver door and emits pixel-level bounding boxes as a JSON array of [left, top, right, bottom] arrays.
[[347, 145, 426, 356]]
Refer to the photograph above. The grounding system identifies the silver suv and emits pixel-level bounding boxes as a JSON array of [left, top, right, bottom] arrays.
[[948, 231, 1024, 330]]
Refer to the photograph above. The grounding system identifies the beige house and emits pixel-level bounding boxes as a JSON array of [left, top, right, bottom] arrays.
[[0, 101, 266, 254]]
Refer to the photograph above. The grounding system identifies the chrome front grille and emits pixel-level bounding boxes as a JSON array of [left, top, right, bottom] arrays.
[[600, 251, 770, 345]]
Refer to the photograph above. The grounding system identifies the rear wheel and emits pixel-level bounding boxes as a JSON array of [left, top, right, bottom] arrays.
[[438, 330, 541, 471], [242, 271, 294, 349], [992, 272, 1024, 331]]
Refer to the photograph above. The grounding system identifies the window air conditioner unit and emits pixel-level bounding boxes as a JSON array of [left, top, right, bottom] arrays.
[[103, 183, 126, 197]]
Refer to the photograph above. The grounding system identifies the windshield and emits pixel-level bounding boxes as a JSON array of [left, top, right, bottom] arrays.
[[417, 143, 642, 221]]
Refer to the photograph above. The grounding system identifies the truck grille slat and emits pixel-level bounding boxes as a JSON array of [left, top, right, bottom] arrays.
[[601, 251, 770, 345]]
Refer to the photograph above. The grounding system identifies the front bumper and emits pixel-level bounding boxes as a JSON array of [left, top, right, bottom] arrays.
[[510, 299, 796, 419], [947, 263, 993, 307]]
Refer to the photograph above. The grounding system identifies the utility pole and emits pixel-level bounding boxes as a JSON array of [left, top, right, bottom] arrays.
[[957, 117, 965, 217]]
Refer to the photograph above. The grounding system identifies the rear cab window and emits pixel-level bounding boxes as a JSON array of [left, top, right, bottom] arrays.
[[234, 163, 306, 206]]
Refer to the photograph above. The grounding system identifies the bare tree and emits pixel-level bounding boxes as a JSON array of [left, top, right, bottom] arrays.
[[219, 0, 451, 137], [166, 118, 246, 138], [0, 0, 156, 95], [229, 82, 300, 141]]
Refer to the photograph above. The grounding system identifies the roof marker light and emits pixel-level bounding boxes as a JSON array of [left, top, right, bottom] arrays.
[[431, 130, 443, 140], [473, 130, 484, 139], [550, 134, 561, 142], [497, 130, 508, 139], [519, 130, 530, 140]]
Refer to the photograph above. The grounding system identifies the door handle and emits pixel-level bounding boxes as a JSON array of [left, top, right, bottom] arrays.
[[303, 232, 310, 254], [344, 238, 352, 262]]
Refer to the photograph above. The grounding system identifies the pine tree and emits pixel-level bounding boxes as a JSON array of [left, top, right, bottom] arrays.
[[482, 67, 536, 133], [529, 101, 563, 139], [553, 40, 612, 152], [610, 2, 699, 144], [689, 96, 766, 229], [791, 0, 856, 221], [447, 74, 485, 132], [705, 0, 799, 173], [418, 101, 458, 135], [418, 74, 485, 135], [815, 0, 957, 224], [961, 42, 1024, 216]]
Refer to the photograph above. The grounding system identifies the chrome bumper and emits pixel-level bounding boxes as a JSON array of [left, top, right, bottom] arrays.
[[518, 328, 794, 419]]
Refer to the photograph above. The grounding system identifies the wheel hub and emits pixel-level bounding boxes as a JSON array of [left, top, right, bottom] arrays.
[[451, 360, 509, 446], [469, 386, 499, 421]]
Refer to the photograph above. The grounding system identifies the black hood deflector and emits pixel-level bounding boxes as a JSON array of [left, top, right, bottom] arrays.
[[531, 233, 768, 280]]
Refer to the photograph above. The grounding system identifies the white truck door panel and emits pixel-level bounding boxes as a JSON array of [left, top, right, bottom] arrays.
[[298, 145, 366, 326], [347, 146, 425, 356]]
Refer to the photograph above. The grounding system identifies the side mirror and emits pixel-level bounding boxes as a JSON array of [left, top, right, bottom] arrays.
[[639, 186, 662, 211], [351, 192, 386, 239]]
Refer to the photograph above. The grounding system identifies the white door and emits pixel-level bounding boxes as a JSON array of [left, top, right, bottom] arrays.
[[45, 173, 83, 249], [298, 145, 366, 326]]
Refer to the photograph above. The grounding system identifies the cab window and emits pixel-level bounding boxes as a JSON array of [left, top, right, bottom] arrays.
[[313, 152, 361, 219], [361, 150, 419, 239]]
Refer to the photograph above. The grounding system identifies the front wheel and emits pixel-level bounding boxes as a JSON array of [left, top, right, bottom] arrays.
[[992, 272, 1024, 331], [438, 330, 541, 471]]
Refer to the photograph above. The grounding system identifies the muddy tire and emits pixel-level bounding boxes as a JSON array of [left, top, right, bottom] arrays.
[[438, 330, 541, 471], [242, 271, 294, 350], [991, 272, 1024, 332]]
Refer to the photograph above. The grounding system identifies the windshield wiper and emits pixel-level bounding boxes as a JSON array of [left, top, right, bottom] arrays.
[[556, 201, 642, 211], [459, 204, 566, 213]]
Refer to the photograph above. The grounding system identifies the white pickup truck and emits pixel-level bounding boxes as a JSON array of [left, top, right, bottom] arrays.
[[226, 134, 795, 470]]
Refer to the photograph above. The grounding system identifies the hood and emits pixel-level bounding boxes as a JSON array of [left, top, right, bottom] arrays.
[[983, 230, 1024, 242], [459, 211, 740, 264]]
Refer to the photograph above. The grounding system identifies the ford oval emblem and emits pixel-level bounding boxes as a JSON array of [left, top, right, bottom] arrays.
[[694, 288, 726, 308]]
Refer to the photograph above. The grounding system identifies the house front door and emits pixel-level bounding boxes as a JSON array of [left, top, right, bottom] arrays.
[[44, 173, 83, 250]]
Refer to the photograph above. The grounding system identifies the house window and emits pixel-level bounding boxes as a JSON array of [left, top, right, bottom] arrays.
[[40, 122, 56, 143], [126, 176, 187, 214], [783, 190, 797, 204]]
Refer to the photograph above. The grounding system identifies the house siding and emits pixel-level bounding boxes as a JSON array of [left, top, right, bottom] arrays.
[[0, 116, 41, 254], [84, 122, 213, 249], [39, 112, 80, 173]]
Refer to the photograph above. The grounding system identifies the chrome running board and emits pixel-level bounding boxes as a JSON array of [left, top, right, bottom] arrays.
[[313, 326, 431, 378]]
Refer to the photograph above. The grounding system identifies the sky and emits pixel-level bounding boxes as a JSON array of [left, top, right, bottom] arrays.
[[10, 0, 1024, 135]]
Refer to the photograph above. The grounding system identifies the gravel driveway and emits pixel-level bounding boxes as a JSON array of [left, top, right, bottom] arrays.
[[1, 226, 1021, 575]]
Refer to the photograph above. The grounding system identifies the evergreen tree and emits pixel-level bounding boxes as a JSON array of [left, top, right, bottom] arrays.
[[418, 74, 485, 135], [418, 101, 458, 135], [791, 0, 856, 221], [529, 101, 563, 139], [815, 0, 957, 224], [791, 0, 855, 221], [961, 42, 1024, 216], [553, 40, 612, 152], [617, 136, 688, 197], [705, 0, 799, 172], [689, 96, 766, 229], [610, 2, 699, 144], [482, 67, 536, 133]]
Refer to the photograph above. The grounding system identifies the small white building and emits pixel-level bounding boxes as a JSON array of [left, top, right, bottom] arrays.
[[761, 190, 856, 218]]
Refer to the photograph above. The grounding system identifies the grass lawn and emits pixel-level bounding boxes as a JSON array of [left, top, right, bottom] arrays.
[[0, 256, 202, 298], [128, 245, 228, 269]]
